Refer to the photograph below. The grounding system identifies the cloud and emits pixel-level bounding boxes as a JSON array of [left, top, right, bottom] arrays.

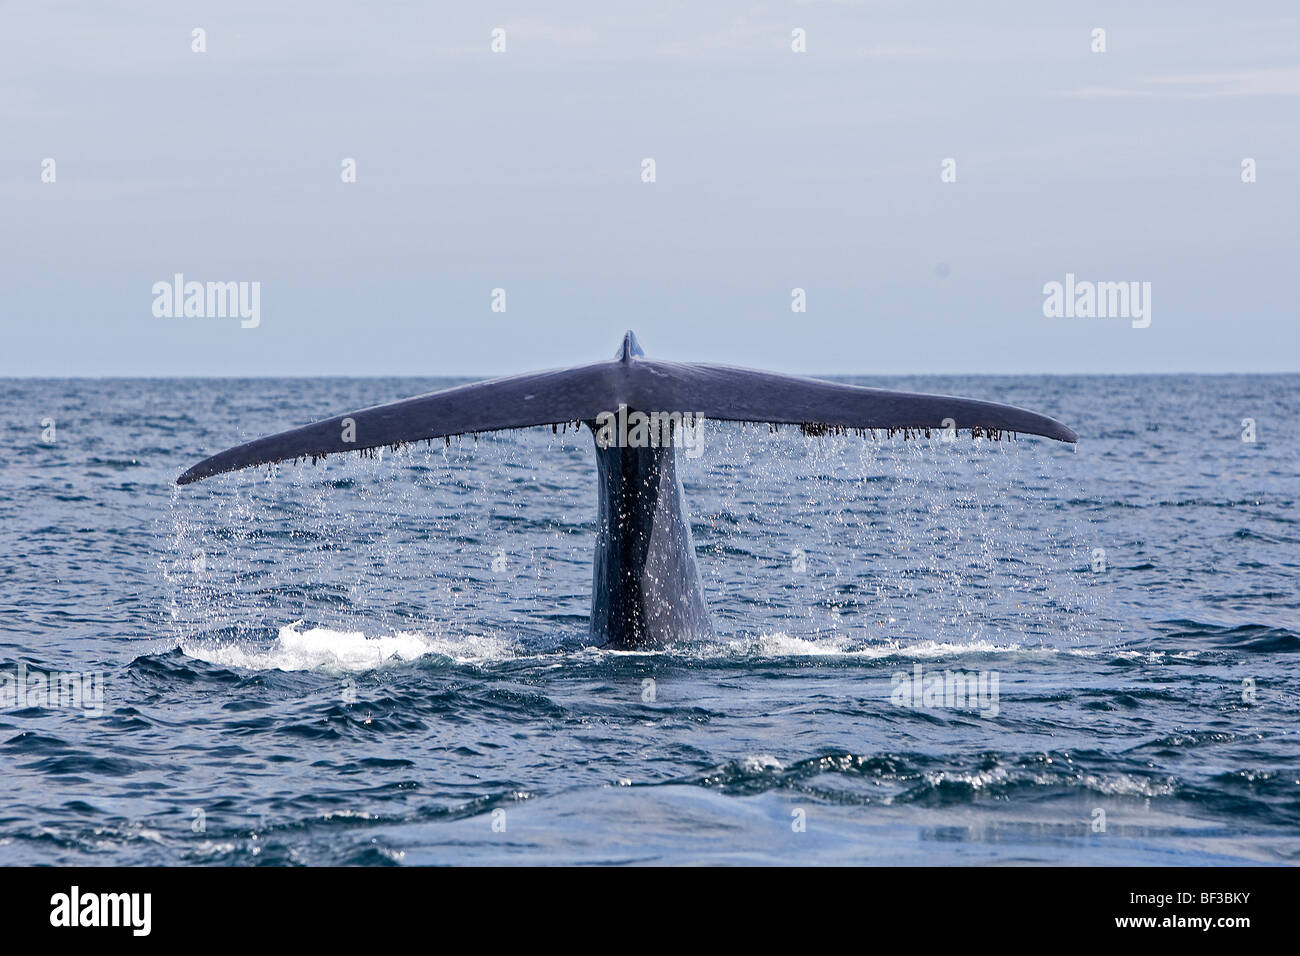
[[1065, 67, 1300, 99], [1149, 67, 1300, 96]]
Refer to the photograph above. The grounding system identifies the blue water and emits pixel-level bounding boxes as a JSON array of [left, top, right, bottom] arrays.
[[1, 375, 1297, 865]]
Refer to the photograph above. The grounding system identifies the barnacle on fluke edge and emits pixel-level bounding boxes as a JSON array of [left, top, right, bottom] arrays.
[[798, 422, 1014, 440]]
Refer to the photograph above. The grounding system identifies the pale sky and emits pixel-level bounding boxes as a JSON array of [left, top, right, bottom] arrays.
[[2, 1, 1297, 376]]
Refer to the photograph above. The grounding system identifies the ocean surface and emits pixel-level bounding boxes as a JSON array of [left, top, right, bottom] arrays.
[[1, 374, 1297, 865]]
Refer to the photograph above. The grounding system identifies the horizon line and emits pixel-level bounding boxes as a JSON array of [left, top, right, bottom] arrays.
[[2, 370, 1297, 380]]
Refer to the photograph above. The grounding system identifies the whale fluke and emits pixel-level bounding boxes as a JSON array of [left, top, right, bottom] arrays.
[[178, 331, 1074, 485], [178, 332, 1076, 647]]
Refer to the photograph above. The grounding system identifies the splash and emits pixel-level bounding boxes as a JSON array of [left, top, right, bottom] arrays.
[[708, 632, 1106, 660], [180, 622, 519, 673]]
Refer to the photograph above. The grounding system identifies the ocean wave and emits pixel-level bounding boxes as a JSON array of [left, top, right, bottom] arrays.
[[179, 622, 520, 673], [173, 623, 1107, 674], [704, 632, 1097, 661], [1156, 620, 1300, 653], [672, 750, 1181, 804]]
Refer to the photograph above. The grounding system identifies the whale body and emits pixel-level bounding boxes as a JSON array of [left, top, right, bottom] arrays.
[[179, 331, 1076, 647]]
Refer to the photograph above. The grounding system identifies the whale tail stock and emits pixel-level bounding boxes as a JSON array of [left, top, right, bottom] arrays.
[[178, 331, 1076, 647], [177, 330, 1075, 485]]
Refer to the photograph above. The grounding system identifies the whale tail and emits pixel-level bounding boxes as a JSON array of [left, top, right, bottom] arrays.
[[178, 331, 1076, 648], [177, 330, 1075, 485]]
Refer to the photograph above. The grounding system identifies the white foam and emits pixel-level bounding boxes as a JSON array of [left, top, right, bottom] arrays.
[[179, 624, 1104, 672], [740, 754, 785, 773], [711, 632, 1054, 659], [723, 632, 861, 656], [181, 622, 518, 673]]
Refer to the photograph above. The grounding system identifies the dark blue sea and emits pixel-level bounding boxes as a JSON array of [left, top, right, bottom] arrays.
[[2, 375, 1297, 865]]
